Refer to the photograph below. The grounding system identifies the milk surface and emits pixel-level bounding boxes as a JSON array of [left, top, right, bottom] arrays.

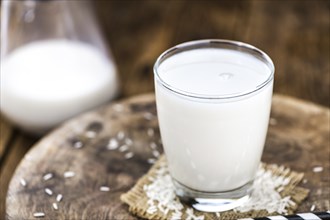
[[1, 40, 118, 134], [155, 48, 273, 192]]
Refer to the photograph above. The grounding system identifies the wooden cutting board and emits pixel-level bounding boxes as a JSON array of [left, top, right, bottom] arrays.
[[6, 94, 330, 219]]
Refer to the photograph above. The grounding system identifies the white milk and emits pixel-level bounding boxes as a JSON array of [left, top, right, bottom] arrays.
[[155, 48, 273, 192], [1, 40, 118, 134]]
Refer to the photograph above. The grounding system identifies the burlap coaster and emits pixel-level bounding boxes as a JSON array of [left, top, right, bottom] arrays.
[[121, 155, 309, 220]]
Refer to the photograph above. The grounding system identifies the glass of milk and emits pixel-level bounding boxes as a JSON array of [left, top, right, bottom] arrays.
[[154, 39, 274, 212], [1, 1, 119, 135]]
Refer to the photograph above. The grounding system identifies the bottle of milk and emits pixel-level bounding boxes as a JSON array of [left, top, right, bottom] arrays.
[[1, 1, 119, 135]]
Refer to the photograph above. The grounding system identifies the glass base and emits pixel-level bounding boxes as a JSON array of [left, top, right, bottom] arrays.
[[173, 179, 252, 212]]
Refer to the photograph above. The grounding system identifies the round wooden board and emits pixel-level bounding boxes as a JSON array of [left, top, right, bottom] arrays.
[[6, 94, 330, 219]]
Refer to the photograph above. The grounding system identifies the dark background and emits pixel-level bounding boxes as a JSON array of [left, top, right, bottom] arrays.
[[94, 0, 329, 107]]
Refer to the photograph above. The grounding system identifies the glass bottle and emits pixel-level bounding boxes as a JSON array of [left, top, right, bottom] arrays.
[[1, 0, 119, 135]]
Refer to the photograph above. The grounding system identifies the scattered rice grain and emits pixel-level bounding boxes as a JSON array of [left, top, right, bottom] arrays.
[[269, 118, 277, 125], [100, 186, 110, 192], [33, 212, 45, 218], [185, 208, 205, 220], [144, 162, 297, 216], [313, 166, 323, 173], [113, 104, 124, 112], [52, 203, 58, 210], [20, 178, 27, 187], [119, 145, 129, 152], [152, 150, 160, 158], [150, 142, 157, 150], [85, 131, 96, 138], [147, 128, 154, 137], [143, 112, 154, 120], [147, 158, 156, 164], [124, 152, 134, 159], [144, 163, 183, 219], [287, 199, 296, 206], [107, 139, 119, 150], [147, 205, 157, 214], [64, 171, 75, 178], [316, 189, 323, 195], [310, 204, 316, 211], [43, 173, 53, 181], [117, 131, 125, 140], [235, 165, 295, 214], [73, 141, 83, 149], [56, 194, 63, 202], [125, 138, 133, 145], [45, 188, 53, 196]]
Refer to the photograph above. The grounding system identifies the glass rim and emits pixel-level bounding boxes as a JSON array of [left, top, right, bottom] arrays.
[[153, 39, 275, 100]]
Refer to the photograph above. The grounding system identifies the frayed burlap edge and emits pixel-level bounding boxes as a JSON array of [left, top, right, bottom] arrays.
[[121, 155, 309, 220]]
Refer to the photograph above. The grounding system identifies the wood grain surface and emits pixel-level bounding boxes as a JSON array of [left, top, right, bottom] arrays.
[[6, 94, 330, 220]]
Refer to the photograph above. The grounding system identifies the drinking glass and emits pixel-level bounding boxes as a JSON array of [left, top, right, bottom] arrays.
[[154, 39, 274, 212]]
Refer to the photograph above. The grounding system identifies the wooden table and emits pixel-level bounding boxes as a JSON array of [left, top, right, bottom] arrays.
[[3, 93, 330, 220], [0, 1, 329, 219]]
